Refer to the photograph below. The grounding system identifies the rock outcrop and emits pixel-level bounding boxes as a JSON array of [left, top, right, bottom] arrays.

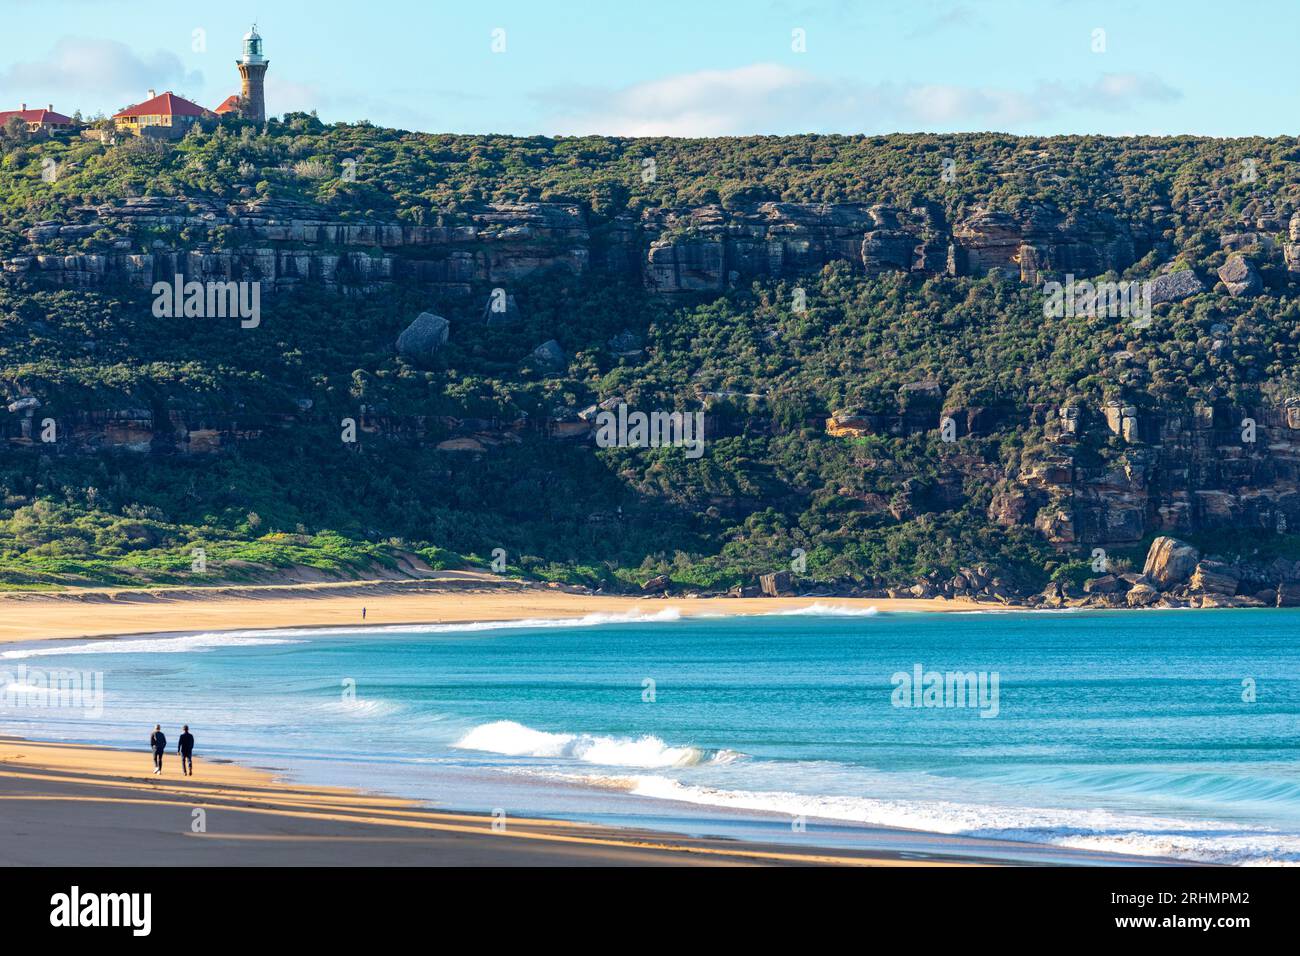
[[1217, 254, 1262, 296], [1190, 560, 1239, 595], [530, 339, 566, 370], [4, 197, 590, 295], [1142, 537, 1200, 587], [6, 191, 1297, 308], [760, 570, 794, 596], [396, 312, 450, 362], [1148, 268, 1205, 304], [1, 195, 1166, 297], [1126, 582, 1159, 606]]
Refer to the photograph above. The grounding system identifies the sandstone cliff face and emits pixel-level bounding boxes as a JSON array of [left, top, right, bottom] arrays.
[[639, 200, 1150, 291], [1022, 399, 1300, 550], [3, 197, 590, 294], [823, 384, 1300, 553], [7, 194, 1300, 563], [2, 195, 1164, 297]]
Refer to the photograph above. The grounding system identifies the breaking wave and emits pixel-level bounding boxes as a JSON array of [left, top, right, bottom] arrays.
[[771, 603, 879, 617], [453, 719, 744, 769], [1, 633, 304, 660]]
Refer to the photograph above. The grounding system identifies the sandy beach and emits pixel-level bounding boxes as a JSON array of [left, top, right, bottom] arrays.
[[0, 573, 984, 646], [0, 578, 993, 867], [0, 737, 985, 866], [0, 582, 1208, 867]]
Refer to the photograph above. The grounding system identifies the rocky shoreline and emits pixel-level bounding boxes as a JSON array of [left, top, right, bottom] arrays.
[[639, 535, 1300, 610]]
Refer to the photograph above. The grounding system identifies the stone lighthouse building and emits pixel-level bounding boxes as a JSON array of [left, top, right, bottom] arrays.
[[235, 26, 269, 122]]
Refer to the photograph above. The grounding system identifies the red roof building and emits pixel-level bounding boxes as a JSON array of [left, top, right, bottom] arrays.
[[0, 104, 75, 131], [113, 91, 212, 135], [213, 94, 243, 116]]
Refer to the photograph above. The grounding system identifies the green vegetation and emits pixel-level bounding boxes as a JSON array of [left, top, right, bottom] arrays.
[[2, 119, 1299, 591]]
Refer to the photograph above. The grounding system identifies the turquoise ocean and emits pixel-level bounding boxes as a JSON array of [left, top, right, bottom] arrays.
[[3, 605, 1297, 864]]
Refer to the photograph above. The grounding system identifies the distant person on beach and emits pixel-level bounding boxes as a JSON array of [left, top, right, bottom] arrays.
[[362, 607, 367, 620], [150, 724, 166, 775], [177, 725, 195, 776]]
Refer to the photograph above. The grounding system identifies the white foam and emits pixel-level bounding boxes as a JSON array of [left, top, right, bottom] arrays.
[[770, 603, 879, 617], [0, 607, 687, 659], [0, 633, 304, 660], [453, 719, 742, 769], [318, 606, 684, 636], [570, 775, 1300, 866]]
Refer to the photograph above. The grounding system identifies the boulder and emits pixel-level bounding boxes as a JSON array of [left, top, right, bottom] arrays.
[[396, 312, 449, 363], [5, 396, 41, 413], [987, 488, 1029, 526], [1126, 582, 1159, 607], [608, 330, 643, 356], [1142, 536, 1200, 588], [1198, 593, 1266, 608], [640, 574, 670, 593], [531, 339, 566, 370], [435, 437, 485, 452], [1083, 574, 1120, 594], [1277, 582, 1300, 607], [1148, 269, 1204, 305], [1217, 254, 1262, 297], [760, 570, 794, 597], [1190, 560, 1239, 596]]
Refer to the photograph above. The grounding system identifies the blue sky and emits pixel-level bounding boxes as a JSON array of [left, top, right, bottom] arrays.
[[0, 0, 1295, 137]]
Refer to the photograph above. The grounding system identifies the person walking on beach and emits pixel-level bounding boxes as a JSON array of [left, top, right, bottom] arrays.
[[150, 724, 166, 775], [177, 725, 195, 776], [362, 607, 367, 621]]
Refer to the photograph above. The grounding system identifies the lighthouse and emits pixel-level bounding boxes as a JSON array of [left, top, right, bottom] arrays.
[[235, 25, 269, 122]]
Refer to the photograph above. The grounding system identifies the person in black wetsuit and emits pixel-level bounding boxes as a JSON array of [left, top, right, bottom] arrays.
[[150, 724, 166, 775], [177, 725, 195, 776]]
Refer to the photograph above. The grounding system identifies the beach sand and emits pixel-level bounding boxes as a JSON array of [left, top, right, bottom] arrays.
[[0, 737, 978, 866], [0, 573, 987, 646]]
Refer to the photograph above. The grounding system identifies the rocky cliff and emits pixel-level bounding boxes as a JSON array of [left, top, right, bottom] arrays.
[[6, 193, 1300, 587], [827, 386, 1300, 554], [6, 194, 1254, 295]]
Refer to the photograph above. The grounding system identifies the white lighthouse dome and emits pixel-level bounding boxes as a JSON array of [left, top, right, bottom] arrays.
[[240, 25, 266, 64]]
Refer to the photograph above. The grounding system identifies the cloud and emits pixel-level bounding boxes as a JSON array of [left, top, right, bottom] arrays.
[[0, 37, 203, 109], [537, 64, 1183, 136], [539, 64, 825, 137]]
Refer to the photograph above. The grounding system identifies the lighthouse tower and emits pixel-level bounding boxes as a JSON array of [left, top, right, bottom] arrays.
[[236, 26, 269, 122]]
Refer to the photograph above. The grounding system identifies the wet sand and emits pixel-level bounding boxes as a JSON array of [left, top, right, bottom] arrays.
[[0, 738, 982, 866]]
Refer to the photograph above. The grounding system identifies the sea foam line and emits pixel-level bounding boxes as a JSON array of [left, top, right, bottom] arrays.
[[1, 633, 304, 660], [0, 607, 689, 659], [567, 774, 1300, 866], [769, 602, 879, 617]]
